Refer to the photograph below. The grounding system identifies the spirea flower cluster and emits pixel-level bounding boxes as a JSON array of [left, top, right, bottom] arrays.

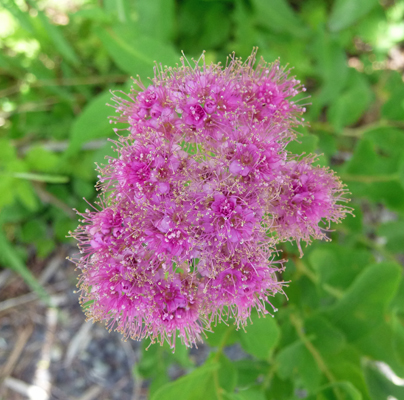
[[71, 50, 349, 349]]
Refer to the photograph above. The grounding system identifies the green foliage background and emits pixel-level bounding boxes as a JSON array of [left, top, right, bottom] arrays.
[[1, 0, 404, 399]]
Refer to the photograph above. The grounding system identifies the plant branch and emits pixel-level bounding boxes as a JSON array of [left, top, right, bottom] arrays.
[[293, 257, 344, 299], [341, 173, 399, 183], [290, 313, 344, 400]]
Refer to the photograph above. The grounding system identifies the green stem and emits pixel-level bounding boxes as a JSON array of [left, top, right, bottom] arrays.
[[341, 173, 399, 183], [310, 121, 404, 138], [290, 313, 344, 400], [212, 325, 235, 400], [294, 257, 344, 299], [4, 172, 69, 184]]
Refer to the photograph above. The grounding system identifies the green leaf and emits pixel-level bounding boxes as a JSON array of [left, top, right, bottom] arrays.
[[213, 354, 237, 394], [356, 323, 404, 376], [73, 8, 112, 23], [328, 0, 379, 32], [67, 90, 115, 155], [377, 218, 404, 254], [364, 127, 404, 157], [308, 245, 372, 292], [392, 312, 404, 366], [307, 381, 363, 400], [381, 72, 404, 121], [36, 238, 55, 259], [95, 26, 178, 78], [276, 340, 322, 392], [225, 388, 266, 400], [327, 71, 373, 132], [326, 351, 370, 399], [399, 153, 404, 190], [286, 133, 319, 155], [251, 0, 308, 37], [136, 0, 175, 42], [25, 146, 60, 173], [0, 231, 49, 303], [326, 262, 402, 341], [368, 181, 404, 213], [364, 362, 404, 400], [304, 316, 346, 355], [103, 0, 131, 23], [205, 322, 237, 348], [150, 362, 219, 400], [15, 180, 38, 211], [233, 359, 268, 387], [238, 313, 280, 360], [345, 139, 378, 176], [54, 215, 77, 243], [312, 31, 348, 112], [0, 138, 17, 165], [20, 220, 47, 243]]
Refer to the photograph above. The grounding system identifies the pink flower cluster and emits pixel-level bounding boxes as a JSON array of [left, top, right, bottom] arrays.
[[71, 50, 349, 348]]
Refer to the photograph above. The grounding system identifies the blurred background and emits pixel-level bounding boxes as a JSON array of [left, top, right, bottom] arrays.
[[1, 0, 404, 399]]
